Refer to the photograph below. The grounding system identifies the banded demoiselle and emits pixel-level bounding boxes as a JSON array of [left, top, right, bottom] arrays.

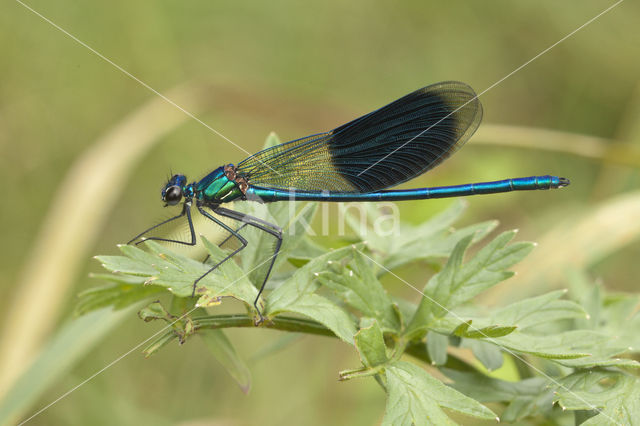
[[129, 81, 569, 322]]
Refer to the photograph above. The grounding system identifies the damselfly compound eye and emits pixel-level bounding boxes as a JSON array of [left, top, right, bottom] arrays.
[[164, 185, 182, 205]]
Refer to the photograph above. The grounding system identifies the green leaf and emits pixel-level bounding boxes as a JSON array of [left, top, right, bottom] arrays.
[[405, 234, 474, 338], [488, 330, 609, 359], [384, 220, 498, 271], [140, 239, 259, 308], [75, 281, 164, 316], [426, 331, 448, 366], [429, 291, 586, 340], [95, 246, 163, 276], [346, 201, 469, 254], [354, 318, 388, 368], [435, 320, 616, 360], [287, 237, 326, 267], [200, 329, 251, 394], [569, 271, 640, 352], [265, 244, 354, 312], [265, 245, 360, 343], [406, 231, 532, 339], [461, 339, 504, 371], [346, 201, 497, 270], [490, 289, 587, 329], [382, 361, 497, 425], [344, 202, 402, 250], [89, 272, 148, 284], [444, 369, 553, 423], [551, 345, 639, 369], [452, 320, 516, 339], [317, 250, 401, 333], [97, 239, 261, 310], [270, 293, 356, 344], [554, 370, 640, 425], [197, 237, 259, 306]]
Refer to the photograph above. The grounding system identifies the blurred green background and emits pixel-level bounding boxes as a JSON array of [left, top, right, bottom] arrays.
[[1, 1, 639, 425]]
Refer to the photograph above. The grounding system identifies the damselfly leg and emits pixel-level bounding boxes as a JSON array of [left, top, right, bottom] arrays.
[[214, 207, 283, 323], [194, 203, 248, 297], [127, 202, 196, 246]]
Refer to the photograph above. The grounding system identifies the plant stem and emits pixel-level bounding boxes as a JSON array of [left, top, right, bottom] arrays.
[[190, 314, 480, 372], [191, 314, 336, 337]]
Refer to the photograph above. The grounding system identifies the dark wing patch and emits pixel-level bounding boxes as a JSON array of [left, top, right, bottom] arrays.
[[236, 81, 482, 193]]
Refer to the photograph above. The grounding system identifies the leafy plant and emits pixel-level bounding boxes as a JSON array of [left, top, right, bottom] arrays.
[[81, 188, 640, 425]]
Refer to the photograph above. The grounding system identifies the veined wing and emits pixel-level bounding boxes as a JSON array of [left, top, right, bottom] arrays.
[[236, 81, 482, 193]]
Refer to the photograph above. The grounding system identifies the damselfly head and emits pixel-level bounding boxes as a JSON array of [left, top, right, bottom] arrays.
[[162, 174, 187, 206]]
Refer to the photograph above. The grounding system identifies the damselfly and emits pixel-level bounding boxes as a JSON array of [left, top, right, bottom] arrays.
[[129, 81, 569, 322]]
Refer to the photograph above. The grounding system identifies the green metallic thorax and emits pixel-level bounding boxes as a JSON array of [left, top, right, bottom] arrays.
[[194, 166, 243, 204]]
